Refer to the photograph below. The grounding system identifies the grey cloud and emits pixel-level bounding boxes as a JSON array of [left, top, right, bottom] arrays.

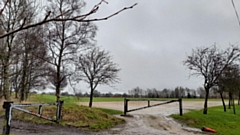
[[81, 0, 240, 93]]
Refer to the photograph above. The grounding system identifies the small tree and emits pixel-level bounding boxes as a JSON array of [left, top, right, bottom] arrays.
[[128, 87, 143, 98], [76, 47, 120, 107], [184, 45, 240, 114]]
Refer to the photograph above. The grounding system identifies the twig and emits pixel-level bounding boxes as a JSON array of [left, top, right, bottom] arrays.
[[0, 0, 10, 15], [232, 0, 240, 26]]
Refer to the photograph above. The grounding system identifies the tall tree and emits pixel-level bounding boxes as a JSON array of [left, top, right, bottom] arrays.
[[15, 26, 49, 101], [76, 47, 120, 107], [184, 45, 240, 114], [0, 0, 36, 100], [46, 0, 97, 102]]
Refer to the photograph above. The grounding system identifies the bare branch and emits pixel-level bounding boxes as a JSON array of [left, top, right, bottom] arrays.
[[0, 0, 10, 15], [231, 0, 240, 26], [79, 3, 138, 22], [0, 2, 137, 39]]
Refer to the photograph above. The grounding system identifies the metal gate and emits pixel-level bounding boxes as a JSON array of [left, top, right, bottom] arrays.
[[2, 101, 64, 135], [122, 98, 182, 116]]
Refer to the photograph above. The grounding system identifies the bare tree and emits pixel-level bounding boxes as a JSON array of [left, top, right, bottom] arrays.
[[218, 64, 240, 114], [128, 87, 144, 98], [0, 0, 136, 101], [145, 88, 159, 98], [174, 86, 185, 98], [76, 47, 120, 107], [184, 45, 240, 114], [45, 0, 99, 102], [0, 0, 36, 100], [14, 26, 49, 101]]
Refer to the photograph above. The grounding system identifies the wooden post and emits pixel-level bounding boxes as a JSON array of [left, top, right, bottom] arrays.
[[38, 105, 42, 115], [2, 101, 13, 135], [179, 98, 183, 116], [148, 100, 150, 107]]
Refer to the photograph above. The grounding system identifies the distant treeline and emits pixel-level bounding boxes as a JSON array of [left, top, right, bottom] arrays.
[[37, 86, 229, 99]]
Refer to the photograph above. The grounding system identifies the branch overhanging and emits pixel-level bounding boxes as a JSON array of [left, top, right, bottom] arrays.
[[0, 2, 137, 39]]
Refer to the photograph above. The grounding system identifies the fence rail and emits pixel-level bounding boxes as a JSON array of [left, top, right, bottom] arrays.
[[122, 98, 182, 116], [2, 101, 64, 135]]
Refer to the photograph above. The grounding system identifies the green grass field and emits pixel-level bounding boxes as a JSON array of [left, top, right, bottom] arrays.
[[171, 105, 240, 135], [30, 94, 125, 103], [30, 94, 224, 103]]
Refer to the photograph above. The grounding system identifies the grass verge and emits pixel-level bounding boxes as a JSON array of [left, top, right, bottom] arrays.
[[171, 105, 240, 135]]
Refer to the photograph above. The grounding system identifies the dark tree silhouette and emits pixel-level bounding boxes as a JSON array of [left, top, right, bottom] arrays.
[[76, 47, 120, 107], [184, 45, 240, 114], [218, 64, 240, 114]]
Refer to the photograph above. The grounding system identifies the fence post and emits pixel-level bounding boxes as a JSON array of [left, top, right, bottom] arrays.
[[2, 101, 13, 135], [56, 100, 64, 121], [148, 100, 150, 107], [123, 98, 128, 116], [38, 105, 42, 115], [179, 98, 183, 116]]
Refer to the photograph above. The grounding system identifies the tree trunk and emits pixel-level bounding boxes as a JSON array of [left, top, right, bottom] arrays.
[[15, 91, 18, 99], [20, 65, 26, 101], [56, 87, 60, 102], [0, 81, 3, 99], [56, 56, 62, 102], [233, 96, 236, 114], [220, 92, 226, 112], [238, 92, 240, 105], [3, 66, 10, 101], [229, 92, 232, 109], [203, 88, 209, 114], [89, 88, 94, 107]]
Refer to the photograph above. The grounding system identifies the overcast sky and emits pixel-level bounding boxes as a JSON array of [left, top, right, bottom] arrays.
[[77, 0, 240, 94]]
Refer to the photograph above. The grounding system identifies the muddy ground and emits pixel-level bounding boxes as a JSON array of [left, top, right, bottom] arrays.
[[0, 101, 222, 135]]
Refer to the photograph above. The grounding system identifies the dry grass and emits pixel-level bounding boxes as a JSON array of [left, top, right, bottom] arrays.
[[0, 95, 125, 131]]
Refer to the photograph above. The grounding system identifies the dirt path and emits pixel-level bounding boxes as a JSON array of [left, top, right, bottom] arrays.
[[0, 118, 93, 135], [79, 101, 222, 135]]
